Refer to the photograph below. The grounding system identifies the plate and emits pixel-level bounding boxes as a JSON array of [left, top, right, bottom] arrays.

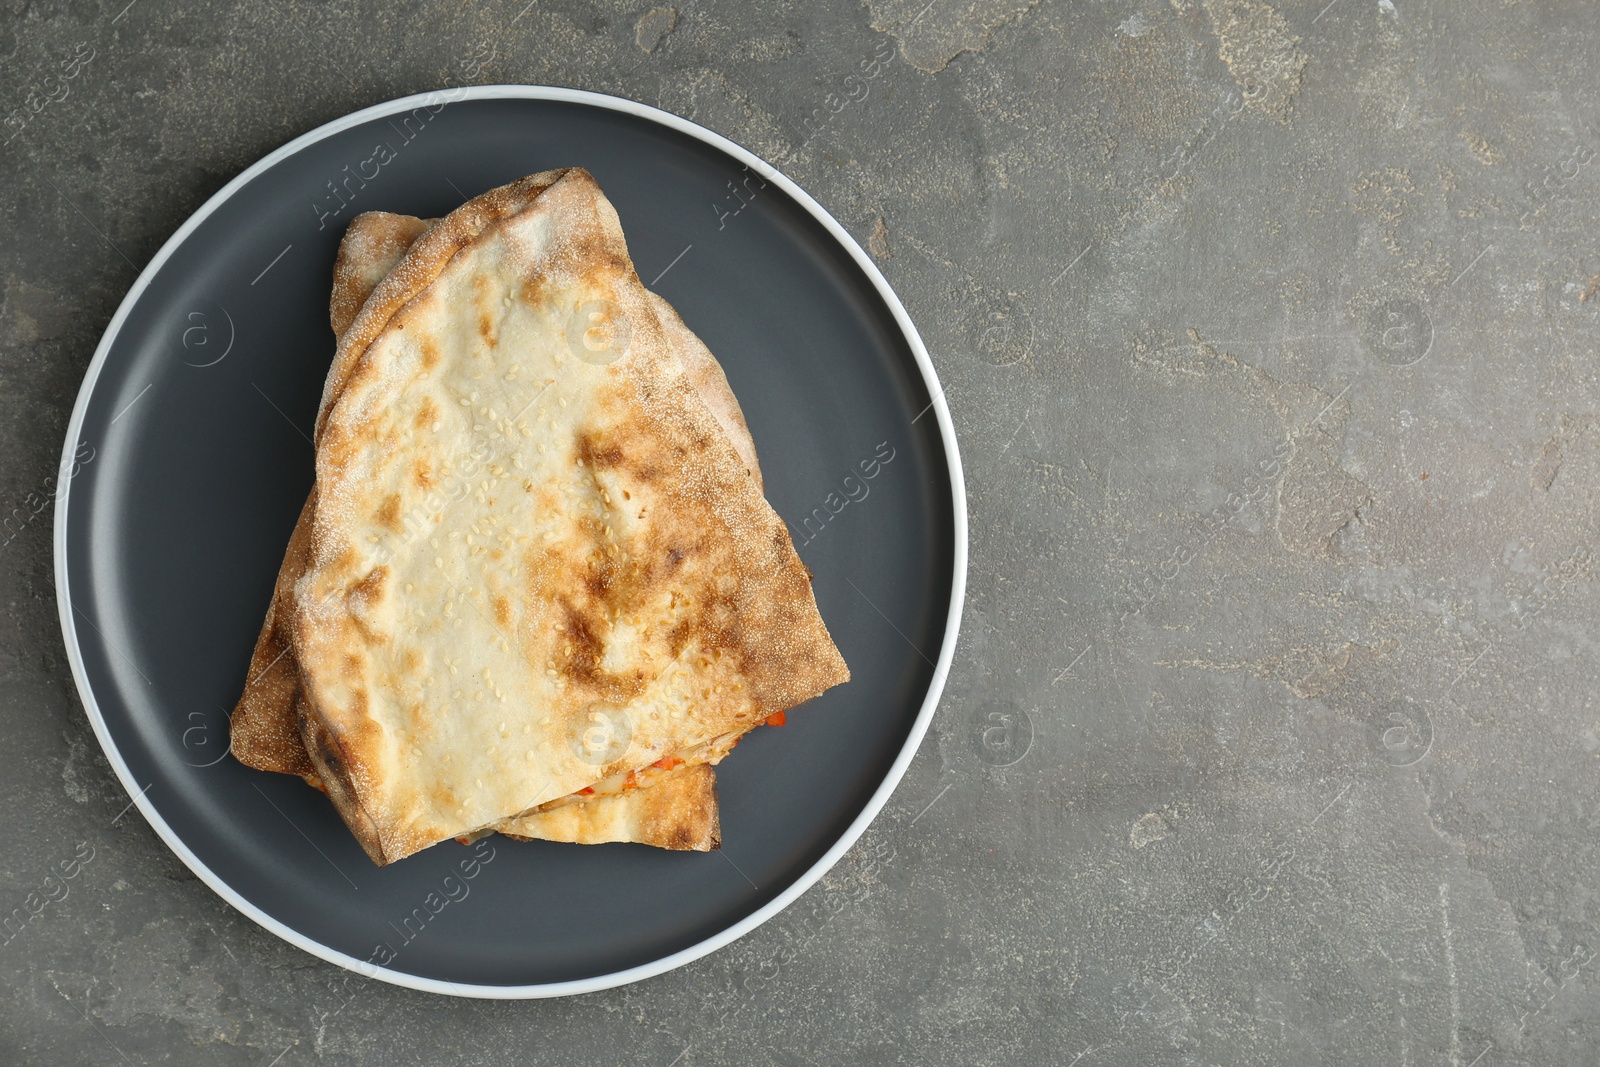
[[54, 86, 964, 997]]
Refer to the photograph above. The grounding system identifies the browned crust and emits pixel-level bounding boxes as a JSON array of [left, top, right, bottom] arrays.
[[501, 764, 721, 851], [230, 180, 737, 859], [328, 212, 431, 338], [292, 173, 585, 863], [231, 192, 567, 778], [231, 206, 764, 788], [292, 169, 848, 863], [228, 493, 316, 777], [229, 210, 445, 778], [294, 692, 386, 864], [647, 293, 763, 493], [314, 170, 570, 444]]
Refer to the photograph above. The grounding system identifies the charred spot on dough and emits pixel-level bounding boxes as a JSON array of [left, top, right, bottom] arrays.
[[403, 647, 423, 675], [406, 702, 432, 733], [345, 569, 391, 647], [493, 595, 512, 628], [298, 707, 388, 864], [557, 600, 605, 683], [308, 717, 350, 783], [413, 458, 435, 490], [576, 249, 631, 282], [415, 394, 439, 429], [665, 581, 751, 680], [518, 274, 548, 309], [584, 553, 616, 600], [420, 336, 441, 370], [377, 494, 403, 532], [554, 599, 643, 701], [428, 781, 463, 815], [330, 544, 361, 574], [318, 429, 357, 479], [349, 566, 390, 607], [575, 430, 623, 471], [666, 616, 693, 658]]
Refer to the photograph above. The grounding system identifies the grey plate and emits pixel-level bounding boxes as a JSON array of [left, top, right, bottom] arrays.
[[54, 87, 965, 997]]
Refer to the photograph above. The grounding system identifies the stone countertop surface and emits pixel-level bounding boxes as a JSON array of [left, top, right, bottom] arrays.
[[4, 0, 1600, 1063]]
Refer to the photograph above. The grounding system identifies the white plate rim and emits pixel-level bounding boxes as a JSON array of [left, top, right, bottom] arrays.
[[53, 83, 968, 999]]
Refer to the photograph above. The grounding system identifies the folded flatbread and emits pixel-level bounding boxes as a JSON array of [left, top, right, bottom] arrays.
[[291, 168, 848, 864], [231, 200, 758, 852]]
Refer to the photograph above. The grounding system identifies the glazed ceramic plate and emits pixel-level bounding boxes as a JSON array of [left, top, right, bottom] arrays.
[[54, 86, 964, 997]]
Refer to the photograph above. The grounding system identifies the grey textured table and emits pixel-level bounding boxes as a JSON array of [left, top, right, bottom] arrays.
[[4, 1, 1599, 1063]]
